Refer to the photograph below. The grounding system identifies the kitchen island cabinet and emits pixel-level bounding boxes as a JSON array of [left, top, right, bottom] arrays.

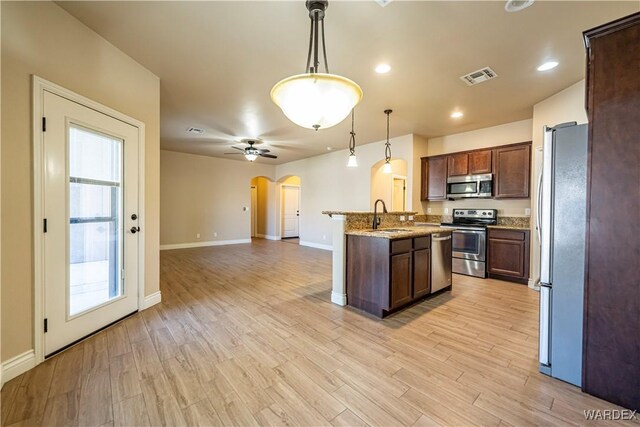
[[346, 229, 451, 318]]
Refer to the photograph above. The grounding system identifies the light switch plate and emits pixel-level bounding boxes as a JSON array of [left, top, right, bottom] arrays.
[[444, 208, 449, 214], [408, 215, 414, 220], [400, 215, 406, 221], [427, 208, 432, 214], [525, 208, 531, 216]]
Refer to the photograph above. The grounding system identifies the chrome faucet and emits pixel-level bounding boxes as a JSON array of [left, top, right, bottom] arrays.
[[372, 199, 388, 230]]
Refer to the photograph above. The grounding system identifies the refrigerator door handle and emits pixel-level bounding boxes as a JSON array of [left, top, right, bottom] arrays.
[[536, 167, 543, 244], [539, 283, 551, 366], [540, 126, 554, 285]]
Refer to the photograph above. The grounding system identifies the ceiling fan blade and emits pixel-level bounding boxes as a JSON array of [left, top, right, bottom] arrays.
[[260, 153, 278, 159], [231, 146, 245, 152], [256, 148, 271, 154], [224, 153, 244, 155]]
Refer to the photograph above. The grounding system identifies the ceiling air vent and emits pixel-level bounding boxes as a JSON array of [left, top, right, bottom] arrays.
[[186, 127, 205, 134], [460, 67, 498, 86], [375, 0, 393, 7]]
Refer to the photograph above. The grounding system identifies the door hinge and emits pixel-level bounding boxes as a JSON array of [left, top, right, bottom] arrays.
[[42, 117, 47, 132], [44, 318, 48, 333], [43, 218, 48, 233]]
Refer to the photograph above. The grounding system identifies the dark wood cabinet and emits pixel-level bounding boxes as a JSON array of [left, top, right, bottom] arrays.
[[422, 156, 448, 200], [468, 150, 492, 174], [447, 153, 469, 176], [390, 253, 412, 309], [494, 143, 531, 198], [346, 235, 437, 317], [413, 248, 431, 298], [421, 143, 530, 202], [487, 228, 530, 284], [582, 13, 640, 411]]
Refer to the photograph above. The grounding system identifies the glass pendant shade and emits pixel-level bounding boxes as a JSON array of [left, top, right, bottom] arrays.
[[271, 73, 363, 130], [383, 161, 392, 174], [347, 154, 358, 167], [245, 153, 258, 162]]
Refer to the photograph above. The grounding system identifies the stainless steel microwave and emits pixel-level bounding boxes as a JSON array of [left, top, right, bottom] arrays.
[[446, 174, 493, 199]]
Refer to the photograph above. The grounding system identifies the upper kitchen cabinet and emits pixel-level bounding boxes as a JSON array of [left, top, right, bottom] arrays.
[[493, 142, 531, 198], [421, 156, 448, 200], [447, 150, 492, 177]]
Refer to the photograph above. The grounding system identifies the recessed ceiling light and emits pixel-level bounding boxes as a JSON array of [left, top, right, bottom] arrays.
[[451, 111, 464, 119], [505, 0, 534, 13], [537, 61, 559, 71], [375, 64, 391, 74]]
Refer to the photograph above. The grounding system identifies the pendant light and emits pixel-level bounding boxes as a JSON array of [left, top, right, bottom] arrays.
[[347, 109, 358, 167], [382, 109, 393, 174], [271, 1, 363, 131]]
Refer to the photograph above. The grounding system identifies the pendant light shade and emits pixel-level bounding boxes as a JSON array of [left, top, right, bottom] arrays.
[[271, 1, 363, 131], [382, 161, 392, 174], [245, 153, 258, 162], [271, 74, 362, 131], [347, 154, 358, 167]]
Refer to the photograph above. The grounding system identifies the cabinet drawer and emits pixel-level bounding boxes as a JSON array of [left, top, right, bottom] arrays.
[[414, 236, 431, 250], [489, 229, 526, 241], [391, 239, 412, 254]]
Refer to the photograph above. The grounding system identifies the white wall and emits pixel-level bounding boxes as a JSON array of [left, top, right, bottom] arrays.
[[275, 135, 416, 247], [160, 150, 275, 247], [422, 119, 534, 217]]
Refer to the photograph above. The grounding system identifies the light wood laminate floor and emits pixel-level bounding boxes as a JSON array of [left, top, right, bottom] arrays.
[[2, 240, 637, 426]]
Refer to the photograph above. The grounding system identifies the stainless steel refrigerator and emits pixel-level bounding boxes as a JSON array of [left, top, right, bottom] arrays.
[[537, 122, 588, 387]]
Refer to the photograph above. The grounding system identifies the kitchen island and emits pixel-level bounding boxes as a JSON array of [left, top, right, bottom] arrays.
[[346, 226, 452, 318]]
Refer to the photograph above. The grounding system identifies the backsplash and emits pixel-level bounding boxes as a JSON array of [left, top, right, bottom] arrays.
[[415, 214, 529, 228], [345, 213, 416, 231]]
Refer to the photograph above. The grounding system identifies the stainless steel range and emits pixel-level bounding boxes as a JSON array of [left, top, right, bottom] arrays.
[[441, 209, 497, 278]]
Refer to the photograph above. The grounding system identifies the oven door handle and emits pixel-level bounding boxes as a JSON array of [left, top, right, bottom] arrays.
[[452, 229, 484, 234]]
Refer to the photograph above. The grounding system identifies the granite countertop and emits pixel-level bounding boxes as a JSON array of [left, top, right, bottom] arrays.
[[322, 210, 417, 216], [487, 225, 531, 230], [346, 226, 446, 240]]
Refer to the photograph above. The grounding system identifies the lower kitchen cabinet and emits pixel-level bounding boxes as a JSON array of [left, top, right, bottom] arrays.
[[487, 228, 530, 284], [346, 235, 437, 317]]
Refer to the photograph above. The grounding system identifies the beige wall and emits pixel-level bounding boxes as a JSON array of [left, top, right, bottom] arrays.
[[161, 150, 275, 245], [529, 80, 587, 285], [422, 119, 534, 217], [1, 1, 161, 362]]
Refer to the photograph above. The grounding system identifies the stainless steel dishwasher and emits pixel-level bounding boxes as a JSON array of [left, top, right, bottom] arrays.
[[431, 231, 453, 293]]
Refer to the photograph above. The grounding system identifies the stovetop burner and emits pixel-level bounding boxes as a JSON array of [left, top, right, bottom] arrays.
[[441, 208, 497, 227]]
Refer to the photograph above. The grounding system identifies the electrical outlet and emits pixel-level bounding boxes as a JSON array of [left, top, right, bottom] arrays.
[[196, 233, 200, 239], [408, 215, 414, 220], [525, 208, 531, 216], [214, 232, 217, 237], [444, 208, 449, 214], [400, 215, 406, 221], [427, 208, 432, 214]]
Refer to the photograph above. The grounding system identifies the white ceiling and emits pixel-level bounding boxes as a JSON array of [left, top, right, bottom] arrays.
[[58, 1, 638, 164]]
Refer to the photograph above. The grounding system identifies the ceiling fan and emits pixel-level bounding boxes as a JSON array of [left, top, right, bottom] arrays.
[[224, 139, 277, 162]]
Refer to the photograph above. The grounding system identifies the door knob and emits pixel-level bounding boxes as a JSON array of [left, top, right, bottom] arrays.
[[130, 226, 141, 234]]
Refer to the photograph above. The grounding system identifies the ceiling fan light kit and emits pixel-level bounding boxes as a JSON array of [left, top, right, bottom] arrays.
[[224, 139, 278, 162], [382, 109, 393, 174], [270, 0, 363, 131]]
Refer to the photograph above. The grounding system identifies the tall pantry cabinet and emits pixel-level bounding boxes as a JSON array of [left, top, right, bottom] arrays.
[[582, 12, 640, 411]]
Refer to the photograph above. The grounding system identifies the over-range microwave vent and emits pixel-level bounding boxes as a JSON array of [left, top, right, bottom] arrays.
[[460, 67, 498, 86]]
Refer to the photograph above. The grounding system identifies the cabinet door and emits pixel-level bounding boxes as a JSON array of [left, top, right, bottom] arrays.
[[447, 153, 469, 176], [390, 253, 412, 309], [494, 144, 531, 198], [488, 238, 525, 278], [425, 156, 448, 200], [413, 248, 431, 298], [468, 150, 492, 174]]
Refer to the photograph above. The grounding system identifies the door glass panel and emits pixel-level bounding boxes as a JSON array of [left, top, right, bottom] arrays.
[[449, 182, 477, 195], [452, 232, 479, 254], [69, 125, 123, 316]]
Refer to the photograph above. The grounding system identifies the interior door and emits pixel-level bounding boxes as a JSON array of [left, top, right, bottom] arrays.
[[282, 185, 300, 238], [43, 91, 140, 356]]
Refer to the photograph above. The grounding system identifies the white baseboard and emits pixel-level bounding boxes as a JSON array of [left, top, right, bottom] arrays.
[[528, 278, 540, 291], [255, 234, 281, 241], [299, 240, 333, 251], [1, 350, 36, 387], [160, 239, 251, 250], [142, 291, 162, 310], [331, 292, 347, 306]]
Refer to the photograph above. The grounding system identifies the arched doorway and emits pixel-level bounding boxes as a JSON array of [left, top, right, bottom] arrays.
[[370, 159, 408, 211], [249, 176, 278, 240]]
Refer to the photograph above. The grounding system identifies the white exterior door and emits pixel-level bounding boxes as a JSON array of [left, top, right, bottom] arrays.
[[43, 91, 140, 356], [282, 185, 300, 238]]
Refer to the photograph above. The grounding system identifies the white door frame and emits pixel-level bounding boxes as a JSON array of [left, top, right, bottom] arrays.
[[32, 76, 146, 364], [250, 185, 258, 238], [281, 184, 300, 238], [391, 174, 407, 211]]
